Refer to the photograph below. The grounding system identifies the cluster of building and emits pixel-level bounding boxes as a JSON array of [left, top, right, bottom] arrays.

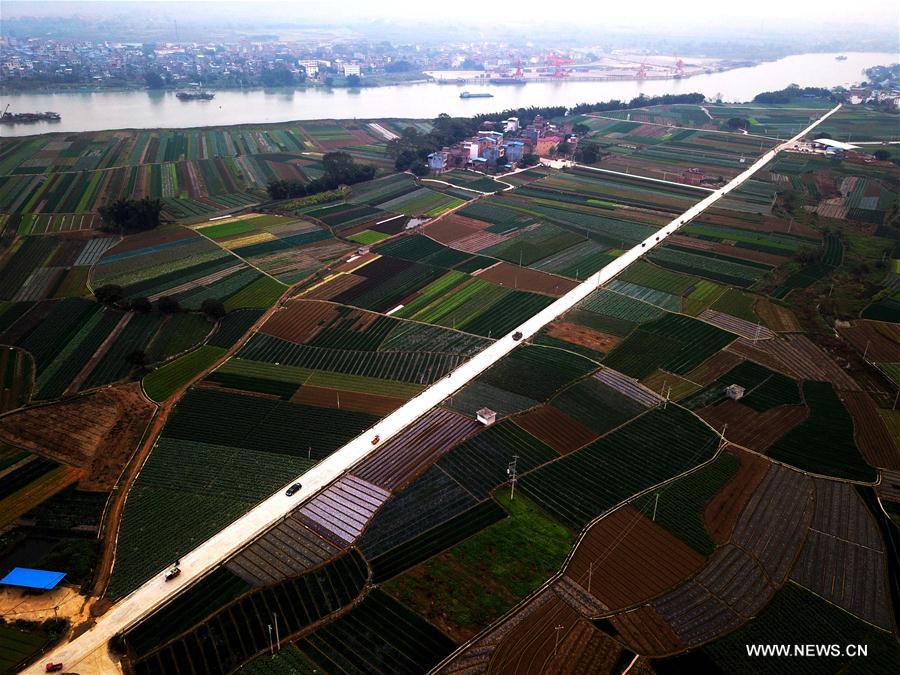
[[0, 36, 427, 88], [428, 115, 576, 172]]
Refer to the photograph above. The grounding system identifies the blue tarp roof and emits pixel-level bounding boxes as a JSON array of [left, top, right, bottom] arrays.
[[0, 567, 66, 590]]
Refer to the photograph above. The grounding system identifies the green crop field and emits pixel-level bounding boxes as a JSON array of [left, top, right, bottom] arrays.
[[143, 346, 226, 402]]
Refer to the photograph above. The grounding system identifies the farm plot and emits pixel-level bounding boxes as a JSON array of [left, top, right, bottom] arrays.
[[731, 463, 814, 584], [0, 383, 154, 491], [474, 262, 579, 297], [354, 408, 481, 491], [359, 465, 480, 560], [767, 381, 878, 482], [790, 478, 893, 630], [683, 360, 802, 412], [238, 332, 468, 385], [128, 551, 369, 675], [726, 333, 860, 390], [108, 435, 317, 598], [161, 388, 379, 460], [695, 582, 900, 674], [383, 492, 573, 641], [513, 404, 597, 455], [602, 312, 736, 380], [143, 345, 226, 401], [398, 276, 556, 338], [698, 401, 809, 453], [561, 505, 707, 612], [290, 589, 456, 674], [0, 450, 82, 528], [437, 421, 559, 498], [838, 391, 899, 470], [646, 543, 775, 650], [476, 344, 598, 404], [226, 517, 340, 586], [649, 246, 771, 287], [550, 375, 647, 438], [297, 474, 390, 546], [0, 347, 32, 412], [519, 405, 719, 531], [632, 451, 741, 556]]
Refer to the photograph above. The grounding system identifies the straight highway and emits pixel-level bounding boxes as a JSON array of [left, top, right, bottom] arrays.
[[22, 103, 842, 674]]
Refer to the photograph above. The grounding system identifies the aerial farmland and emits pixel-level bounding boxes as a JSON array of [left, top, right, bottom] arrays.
[[0, 91, 898, 675]]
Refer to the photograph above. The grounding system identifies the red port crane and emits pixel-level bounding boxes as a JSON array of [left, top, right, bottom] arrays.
[[636, 59, 647, 79], [546, 53, 573, 78]]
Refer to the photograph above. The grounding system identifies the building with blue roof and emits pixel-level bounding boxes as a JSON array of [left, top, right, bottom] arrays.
[[0, 567, 67, 590]]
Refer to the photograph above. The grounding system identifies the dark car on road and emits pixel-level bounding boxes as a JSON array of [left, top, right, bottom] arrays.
[[286, 483, 302, 496]]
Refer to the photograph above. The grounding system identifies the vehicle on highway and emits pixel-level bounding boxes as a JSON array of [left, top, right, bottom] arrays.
[[164, 566, 180, 581], [285, 483, 302, 496], [372, 435, 380, 445], [512, 331, 523, 341], [45, 664, 63, 673]]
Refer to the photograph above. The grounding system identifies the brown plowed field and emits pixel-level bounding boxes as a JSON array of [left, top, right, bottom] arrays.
[[423, 214, 490, 244], [698, 401, 808, 452], [330, 252, 379, 274], [543, 320, 622, 354], [0, 383, 155, 490], [753, 298, 802, 332], [607, 604, 682, 656], [487, 595, 584, 674], [760, 215, 821, 239], [545, 620, 628, 675], [260, 300, 340, 342], [667, 234, 788, 267], [838, 391, 899, 469], [704, 450, 770, 546], [685, 350, 744, 386], [493, 613, 625, 675], [300, 273, 367, 301], [290, 385, 406, 416], [514, 405, 597, 455], [838, 320, 900, 363], [474, 262, 579, 297], [563, 506, 706, 611], [877, 468, 900, 503], [100, 225, 192, 255]]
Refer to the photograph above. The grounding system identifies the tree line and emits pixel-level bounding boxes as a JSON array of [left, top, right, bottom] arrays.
[[266, 151, 375, 200]]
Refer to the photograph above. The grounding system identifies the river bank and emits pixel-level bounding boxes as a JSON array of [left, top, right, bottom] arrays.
[[0, 52, 892, 137]]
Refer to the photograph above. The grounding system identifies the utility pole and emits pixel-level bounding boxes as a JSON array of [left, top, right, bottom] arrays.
[[274, 613, 280, 654], [268, 624, 274, 656], [718, 424, 728, 451], [652, 492, 660, 521], [507, 455, 518, 500], [587, 561, 593, 595], [863, 340, 870, 361], [554, 625, 564, 654]]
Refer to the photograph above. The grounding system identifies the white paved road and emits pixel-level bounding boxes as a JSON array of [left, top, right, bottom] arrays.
[[22, 104, 841, 674]]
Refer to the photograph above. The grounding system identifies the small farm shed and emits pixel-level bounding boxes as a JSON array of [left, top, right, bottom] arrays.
[[0, 567, 67, 591]]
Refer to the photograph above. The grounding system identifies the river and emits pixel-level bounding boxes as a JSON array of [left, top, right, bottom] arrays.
[[0, 52, 893, 137]]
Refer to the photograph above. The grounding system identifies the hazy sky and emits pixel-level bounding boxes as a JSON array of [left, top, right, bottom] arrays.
[[5, 0, 900, 28]]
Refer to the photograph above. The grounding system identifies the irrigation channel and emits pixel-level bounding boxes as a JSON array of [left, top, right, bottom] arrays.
[[22, 104, 843, 673]]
